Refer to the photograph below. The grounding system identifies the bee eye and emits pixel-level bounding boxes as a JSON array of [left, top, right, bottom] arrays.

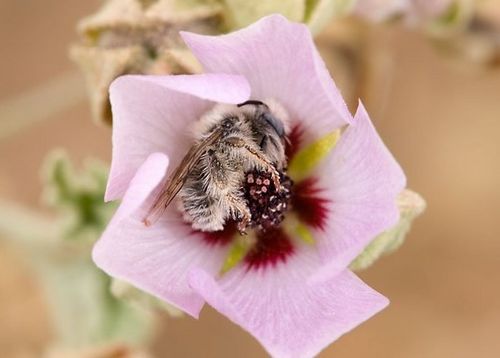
[[259, 135, 268, 150], [262, 113, 285, 138]]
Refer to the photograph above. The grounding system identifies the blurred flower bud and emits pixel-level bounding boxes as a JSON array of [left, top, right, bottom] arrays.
[[221, 0, 305, 29], [353, 0, 409, 23], [71, 0, 223, 125], [353, 0, 473, 30], [431, 1, 500, 67], [425, 0, 474, 36], [222, 0, 355, 33], [350, 189, 426, 271], [72, 0, 354, 125]]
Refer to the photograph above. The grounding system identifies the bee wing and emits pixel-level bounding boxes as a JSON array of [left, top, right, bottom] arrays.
[[143, 129, 224, 226]]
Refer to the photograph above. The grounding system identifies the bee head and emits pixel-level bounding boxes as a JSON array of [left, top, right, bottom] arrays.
[[261, 112, 285, 139], [238, 100, 286, 140]]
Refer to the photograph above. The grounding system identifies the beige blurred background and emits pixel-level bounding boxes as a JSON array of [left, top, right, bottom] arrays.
[[1, 1, 500, 357]]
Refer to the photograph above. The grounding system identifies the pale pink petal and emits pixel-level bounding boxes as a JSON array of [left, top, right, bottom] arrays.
[[106, 73, 250, 201], [181, 14, 351, 143], [93, 153, 229, 317], [312, 101, 406, 281], [189, 245, 388, 358], [112, 152, 169, 222]]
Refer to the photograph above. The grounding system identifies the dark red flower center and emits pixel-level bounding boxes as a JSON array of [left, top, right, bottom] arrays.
[[245, 228, 295, 270], [201, 221, 238, 246], [292, 178, 330, 231]]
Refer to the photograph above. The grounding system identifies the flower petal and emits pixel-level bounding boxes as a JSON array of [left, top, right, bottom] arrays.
[[106, 73, 251, 201], [312, 101, 406, 281], [112, 152, 169, 222], [93, 153, 229, 318], [181, 14, 351, 142], [189, 246, 388, 358]]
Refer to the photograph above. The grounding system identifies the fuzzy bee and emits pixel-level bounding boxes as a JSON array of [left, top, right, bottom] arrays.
[[143, 99, 289, 233]]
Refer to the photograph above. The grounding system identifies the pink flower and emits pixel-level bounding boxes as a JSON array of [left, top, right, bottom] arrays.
[[93, 15, 406, 357]]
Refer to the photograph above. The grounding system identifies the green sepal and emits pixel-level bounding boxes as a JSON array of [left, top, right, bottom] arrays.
[[426, 0, 474, 37], [350, 189, 426, 271]]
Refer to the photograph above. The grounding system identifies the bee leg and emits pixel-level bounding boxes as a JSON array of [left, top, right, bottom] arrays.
[[226, 193, 251, 235], [225, 137, 282, 191], [237, 218, 250, 236], [270, 170, 282, 192]]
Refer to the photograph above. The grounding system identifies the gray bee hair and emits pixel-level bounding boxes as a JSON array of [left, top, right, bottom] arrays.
[[145, 99, 290, 233]]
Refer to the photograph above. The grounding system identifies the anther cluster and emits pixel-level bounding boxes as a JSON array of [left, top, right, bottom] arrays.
[[242, 169, 293, 232]]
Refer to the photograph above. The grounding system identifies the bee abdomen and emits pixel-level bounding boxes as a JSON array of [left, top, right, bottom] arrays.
[[180, 190, 226, 231], [178, 145, 244, 232]]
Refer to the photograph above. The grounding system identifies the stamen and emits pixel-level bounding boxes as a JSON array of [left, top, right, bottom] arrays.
[[242, 169, 293, 232]]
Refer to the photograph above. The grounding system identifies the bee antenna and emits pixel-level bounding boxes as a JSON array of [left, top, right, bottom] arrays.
[[237, 100, 268, 108]]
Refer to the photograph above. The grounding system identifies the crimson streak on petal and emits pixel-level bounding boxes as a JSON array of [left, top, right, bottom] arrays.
[[285, 124, 304, 160], [293, 178, 330, 231], [245, 228, 295, 270], [200, 222, 237, 246]]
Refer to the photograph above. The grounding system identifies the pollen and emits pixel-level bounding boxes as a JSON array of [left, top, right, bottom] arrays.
[[242, 169, 293, 232]]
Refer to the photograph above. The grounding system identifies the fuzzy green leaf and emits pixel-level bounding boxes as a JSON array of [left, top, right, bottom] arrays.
[[0, 152, 157, 347], [41, 150, 117, 240]]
